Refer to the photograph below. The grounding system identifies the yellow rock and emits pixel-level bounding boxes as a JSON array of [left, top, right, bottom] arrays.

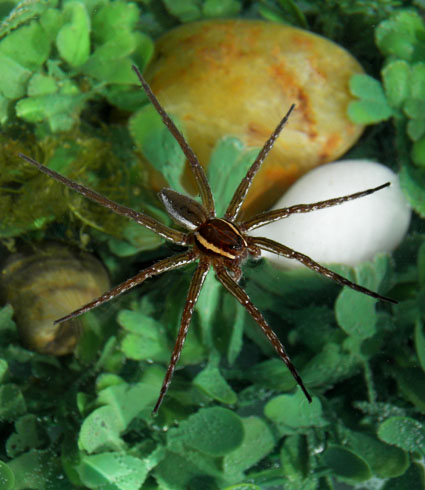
[[145, 19, 365, 215]]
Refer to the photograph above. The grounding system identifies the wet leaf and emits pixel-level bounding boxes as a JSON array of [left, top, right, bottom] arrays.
[[264, 390, 327, 434], [323, 445, 372, 482], [223, 417, 275, 475], [172, 407, 244, 456], [0, 461, 15, 490], [193, 364, 237, 404], [378, 416, 425, 454], [77, 452, 148, 490]]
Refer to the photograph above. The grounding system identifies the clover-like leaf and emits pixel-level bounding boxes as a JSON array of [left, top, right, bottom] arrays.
[[77, 452, 149, 490], [382, 60, 410, 109], [207, 137, 259, 216], [194, 364, 237, 404], [56, 2, 90, 67], [348, 74, 392, 124], [378, 416, 425, 455], [223, 417, 275, 476], [264, 390, 327, 435], [171, 407, 244, 456], [376, 10, 425, 63], [323, 445, 372, 483], [129, 104, 187, 194]]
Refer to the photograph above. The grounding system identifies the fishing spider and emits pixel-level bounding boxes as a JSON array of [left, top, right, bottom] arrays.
[[19, 65, 396, 414]]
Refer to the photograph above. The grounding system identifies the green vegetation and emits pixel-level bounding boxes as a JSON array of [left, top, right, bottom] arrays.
[[0, 1, 424, 489]]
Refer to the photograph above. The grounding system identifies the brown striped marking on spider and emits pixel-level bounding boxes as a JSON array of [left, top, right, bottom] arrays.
[[19, 64, 397, 414]]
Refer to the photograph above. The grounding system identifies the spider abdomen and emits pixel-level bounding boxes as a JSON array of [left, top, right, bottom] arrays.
[[194, 218, 247, 259]]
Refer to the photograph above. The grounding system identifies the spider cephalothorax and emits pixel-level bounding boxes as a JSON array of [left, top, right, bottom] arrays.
[[19, 65, 396, 414]]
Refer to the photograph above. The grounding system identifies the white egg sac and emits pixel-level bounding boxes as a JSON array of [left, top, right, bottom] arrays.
[[251, 160, 411, 268]]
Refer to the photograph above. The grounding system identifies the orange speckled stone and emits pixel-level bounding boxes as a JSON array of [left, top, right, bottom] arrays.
[[145, 20, 365, 215]]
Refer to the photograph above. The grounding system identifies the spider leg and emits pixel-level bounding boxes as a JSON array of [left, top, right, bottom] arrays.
[[241, 182, 391, 231], [153, 260, 210, 414], [19, 153, 187, 245], [214, 264, 312, 403], [54, 250, 199, 325], [251, 236, 397, 304], [225, 104, 295, 222], [131, 65, 215, 216]]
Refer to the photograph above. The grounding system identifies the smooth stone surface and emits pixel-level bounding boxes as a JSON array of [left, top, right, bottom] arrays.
[[251, 160, 411, 268], [145, 19, 365, 215]]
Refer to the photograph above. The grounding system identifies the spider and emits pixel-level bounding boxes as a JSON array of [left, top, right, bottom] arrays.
[[19, 64, 397, 414]]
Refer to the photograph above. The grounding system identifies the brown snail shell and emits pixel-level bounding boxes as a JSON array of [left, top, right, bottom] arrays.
[[1, 243, 110, 356]]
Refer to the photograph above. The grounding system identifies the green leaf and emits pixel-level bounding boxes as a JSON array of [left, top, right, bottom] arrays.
[[56, 1, 90, 67], [412, 136, 425, 167], [376, 10, 425, 62], [378, 416, 425, 455], [97, 382, 158, 423], [16, 92, 88, 132], [0, 384, 26, 422], [207, 137, 258, 216], [27, 73, 57, 96], [162, 0, 202, 22], [77, 452, 148, 490], [92, 1, 139, 44], [264, 390, 327, 434], [223, 485, 261, 490], [301, 342, 356, 388], [322, 445, 372, 482], [248, 359, 298, 393], [194, 364, 237, 404], [419, 242, 425, 288], [382, 60, 410, 108], [399, 160, 425, 216], [82, 33, 138, 83], [344, 429, 409, 478], [118, 310, 169, 363], [0, 304, 15, 333], [0, 461, 15, 490], [0, 52, 30, 99], [0, 94, 8, 124], [7, 449, 65, 490], [173, 407, 244, 456], [336, 289, 377, 338], [79, 382, 159, 453], [39, 8, 65, 43], [202, 0, 241, 17], [154, 450, 216, 489], [220, 291, 245, 365], [0, 359, 8, 383], [280, 435, 309, 481], [196, 271, 222, 347], [335, 257, 390, 339], [223, 417, 275, 476], [382, 463, 425, 490], [393, 367, 425, 412], [0, 0, 51, 39], [348, 74, 392, 124], [0, 21, 50, 70], [6, 415, 44, 458], [129, 104, 186, 194], [79, 405, 125, 453], [407, 118, 425, 141]]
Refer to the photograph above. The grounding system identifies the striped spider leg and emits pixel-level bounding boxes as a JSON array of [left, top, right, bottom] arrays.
[[19, 64, 396, 414]]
